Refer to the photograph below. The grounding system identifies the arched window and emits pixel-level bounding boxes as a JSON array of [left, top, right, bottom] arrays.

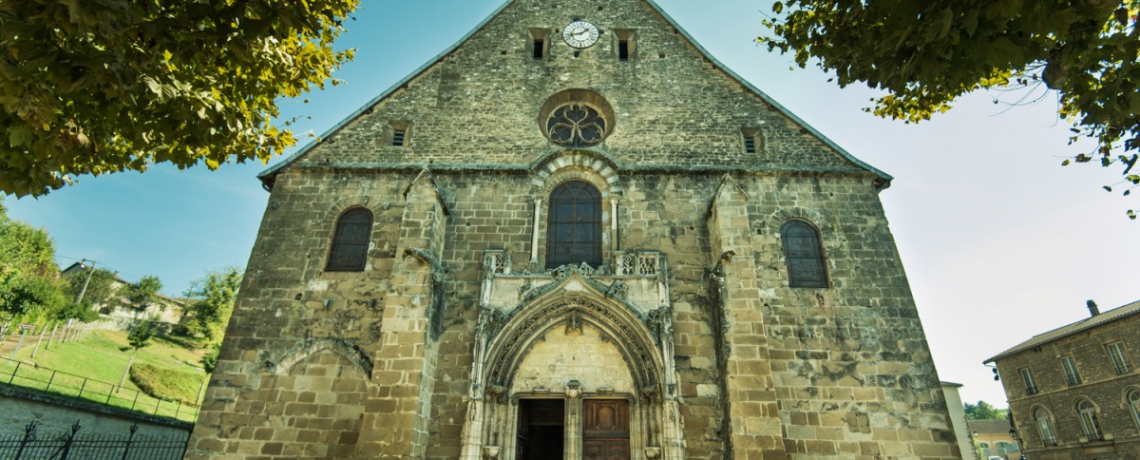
[[781, 221, 828, 288], [1034, 408, 1058, 445], [326, 208, 373, 272], [1128, 390, 1140, 430], [547, 181, 602, 269], [1077, 400, 1102, 441]]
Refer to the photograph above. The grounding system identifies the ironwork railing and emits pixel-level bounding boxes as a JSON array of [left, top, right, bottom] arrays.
[[0, 420, 188, 460], [0, 357, 199, 423]]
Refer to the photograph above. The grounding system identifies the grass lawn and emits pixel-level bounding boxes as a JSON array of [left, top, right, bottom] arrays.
[[0, 329, 209, 422]]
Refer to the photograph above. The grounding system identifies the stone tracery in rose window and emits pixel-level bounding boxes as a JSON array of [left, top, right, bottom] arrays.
[[545, 103, 608, 146]]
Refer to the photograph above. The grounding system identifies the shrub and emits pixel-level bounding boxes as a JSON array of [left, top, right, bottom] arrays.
[[129, 363, 201, 404]]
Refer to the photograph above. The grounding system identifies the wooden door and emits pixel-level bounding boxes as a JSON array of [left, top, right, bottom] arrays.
[[583, 400, 629, 460]]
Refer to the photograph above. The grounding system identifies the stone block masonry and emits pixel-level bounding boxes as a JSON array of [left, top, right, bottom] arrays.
[[186, 0, 960, 458]]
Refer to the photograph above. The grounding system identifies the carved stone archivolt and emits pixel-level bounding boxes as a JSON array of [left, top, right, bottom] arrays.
[[483, 296, 661, 392]]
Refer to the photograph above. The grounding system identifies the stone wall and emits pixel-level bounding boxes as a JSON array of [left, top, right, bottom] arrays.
[[0, 385, 191, 441], [285, 0, 868, 174]]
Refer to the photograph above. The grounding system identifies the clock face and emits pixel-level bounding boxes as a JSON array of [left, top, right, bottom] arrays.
[[562, 21, 600, 49]]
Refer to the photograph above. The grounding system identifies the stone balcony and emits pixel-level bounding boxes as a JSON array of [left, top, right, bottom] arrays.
[[480, 250, 669, 315]]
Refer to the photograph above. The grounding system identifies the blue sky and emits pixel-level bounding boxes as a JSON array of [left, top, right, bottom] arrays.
[[7, 0, 1140, 406]]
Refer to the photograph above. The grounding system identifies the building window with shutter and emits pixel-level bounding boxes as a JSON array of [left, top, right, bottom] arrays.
[[1060, 355, 1082, 386], [546, 181, 602, 269], [326, 208, 373, 272], [780, 220, 828, 288], [1107, 342, 1130, 375], [1020, 368, 1039, 395]]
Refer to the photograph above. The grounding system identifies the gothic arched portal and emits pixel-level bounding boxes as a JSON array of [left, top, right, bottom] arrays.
[[459, 273, 683, 460]]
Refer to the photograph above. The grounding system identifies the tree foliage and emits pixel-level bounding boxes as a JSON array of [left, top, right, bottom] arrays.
[[965, 400, 1005, 420], [127, 319, 156, 351], [760, 0, 1140, 217], [63, 266, 117, 309], [200, 343, 220, 374], [0, 196, 68, 320], [0, 0, 360, 197], [180, 267, 241, 343], [125, 275, 163, 309], [0, 198, 57, 278]]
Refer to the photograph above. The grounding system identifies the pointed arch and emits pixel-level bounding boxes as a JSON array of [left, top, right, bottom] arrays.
[[482, 295, 663, 396], [275, 337, 374, 380]]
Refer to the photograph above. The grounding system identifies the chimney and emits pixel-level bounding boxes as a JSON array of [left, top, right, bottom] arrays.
[[1087, 300, 1100, 317]]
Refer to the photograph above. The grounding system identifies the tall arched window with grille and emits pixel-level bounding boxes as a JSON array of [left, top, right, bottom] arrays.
[[1129, 390, 1140, 430], [326, 208, 373, 272], [547, 181, 602, 269], [1077, 399, 1103, 441], [1034, 408, 1058, 445], [780, 220, 828, 288]]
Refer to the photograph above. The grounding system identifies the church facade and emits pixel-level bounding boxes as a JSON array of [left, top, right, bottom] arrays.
[[185, 1, 961, 459]]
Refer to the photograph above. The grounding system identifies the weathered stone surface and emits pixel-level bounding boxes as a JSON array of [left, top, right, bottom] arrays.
[[186, 0, 958, 459]]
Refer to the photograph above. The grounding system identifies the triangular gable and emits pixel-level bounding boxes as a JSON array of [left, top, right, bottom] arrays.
[[258, 0, 893, 188]]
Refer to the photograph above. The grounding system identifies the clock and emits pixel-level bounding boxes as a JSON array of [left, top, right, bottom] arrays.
[[562, 21, 600, 49]]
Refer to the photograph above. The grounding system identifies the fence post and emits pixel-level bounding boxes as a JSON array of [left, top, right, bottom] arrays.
[[174, 400, 182, 419], [131, 391, 140, 411], [8, 328, 28, 360], [120, 424, 139, 460], [45, 370, 57, 393], [30, 326, 46, 359], [59, 420, 81, 460], [13, 420, 37, 460], [77, 378, 87, 399], [46, 323, 58, 350], [9, 360, 20, 384]]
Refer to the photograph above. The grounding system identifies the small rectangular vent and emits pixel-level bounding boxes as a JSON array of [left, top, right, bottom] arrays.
[[392, 130, 406, 147], [618, 40, 630, 61], [533, 38, 545, 59], [743, 136, 757, 154]]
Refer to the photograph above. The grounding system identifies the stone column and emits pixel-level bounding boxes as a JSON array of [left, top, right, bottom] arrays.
[[357, 171, 448, 460], [706, 177, 787, 460]]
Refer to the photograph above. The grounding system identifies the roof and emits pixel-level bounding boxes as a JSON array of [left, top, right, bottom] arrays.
[[258, 0, 893, 188], [966, 419, 1012, 435], [985, 300, 1140, 363]]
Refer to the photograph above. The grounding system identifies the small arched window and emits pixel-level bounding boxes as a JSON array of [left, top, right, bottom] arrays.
[[326, 208, 373, 272], [1128, 390, 1140, 430], [1077, 400, 1103, 441], [781, 221, 828, 288], [1034, 408, 1058, 445], [547, 181, 602, 269]]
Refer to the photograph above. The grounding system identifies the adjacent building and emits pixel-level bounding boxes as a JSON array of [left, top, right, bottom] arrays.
[[986, 300, 1140, 460], [943, 382, 981, 460], [61, 262, 184, 327], [966, 419, 1018, 460], [186, 0, 963, 459]]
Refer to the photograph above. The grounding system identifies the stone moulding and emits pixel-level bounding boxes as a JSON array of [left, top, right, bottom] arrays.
[[270, 337, 375, 380]]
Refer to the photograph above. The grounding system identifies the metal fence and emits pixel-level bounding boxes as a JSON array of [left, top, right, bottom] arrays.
[[0, 358, 198, 423], [0, 421, 188, 460]]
